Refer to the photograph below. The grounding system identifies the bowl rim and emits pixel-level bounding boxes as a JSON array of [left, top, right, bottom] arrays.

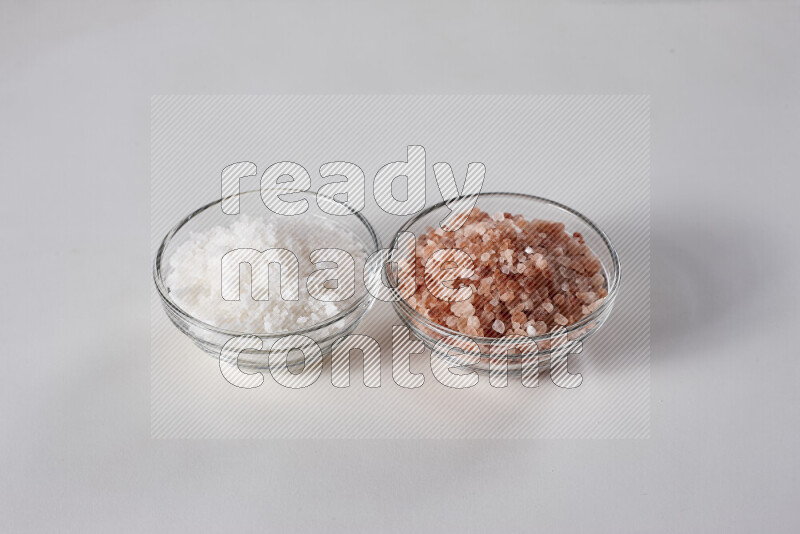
[[153, 188, 381, 338], [387, 191, 621, 345]]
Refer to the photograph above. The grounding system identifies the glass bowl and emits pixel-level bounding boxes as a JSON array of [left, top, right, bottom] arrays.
[[388, 192, 620, 373], [153, 189, 381, 369]]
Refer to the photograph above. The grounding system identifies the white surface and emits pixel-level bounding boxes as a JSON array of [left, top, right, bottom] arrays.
[[1, 1, 798, 532], [149, 94, 651, 439]]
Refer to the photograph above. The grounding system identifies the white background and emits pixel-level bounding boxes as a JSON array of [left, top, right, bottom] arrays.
[[150, 95, 651, 439], [1, 1, 798, 532]]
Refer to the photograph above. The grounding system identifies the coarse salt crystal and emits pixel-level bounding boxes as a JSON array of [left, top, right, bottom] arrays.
[[451, 301, 475, 317], [492, 319, 506, 334]]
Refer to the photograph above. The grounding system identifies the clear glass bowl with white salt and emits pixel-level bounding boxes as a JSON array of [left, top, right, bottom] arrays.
[[153, 189, 381, 369]]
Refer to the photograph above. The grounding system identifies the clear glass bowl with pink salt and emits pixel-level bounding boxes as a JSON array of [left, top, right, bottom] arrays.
[[388, 193, 620, 373]]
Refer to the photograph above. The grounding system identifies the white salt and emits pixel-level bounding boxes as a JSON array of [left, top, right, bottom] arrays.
[[165, 215, 366, 333]]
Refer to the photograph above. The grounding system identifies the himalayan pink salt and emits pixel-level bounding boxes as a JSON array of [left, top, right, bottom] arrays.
[[451, 301, 475, 318], [407, 207, 607, 338]]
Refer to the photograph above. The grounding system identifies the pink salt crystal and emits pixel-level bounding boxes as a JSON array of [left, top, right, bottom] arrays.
[[451, 301, 475, 317], [464, 326, 479, 337], [407, 207, 606, 338], [526, 324, 537, 337], [478, 279, 493, 296], [574, 277, 590, 291], [587, 298, 604, 313], [492, 319, 506, 334]]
